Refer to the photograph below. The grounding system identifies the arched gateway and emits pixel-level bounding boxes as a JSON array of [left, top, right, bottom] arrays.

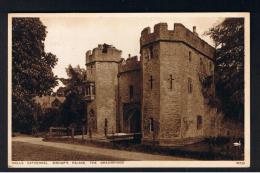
[[123, 103, 141, 133]]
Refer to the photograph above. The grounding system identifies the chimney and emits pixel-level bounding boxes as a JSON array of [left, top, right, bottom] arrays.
[[193, 26, 198, 36], [193, 26, 196, 33]]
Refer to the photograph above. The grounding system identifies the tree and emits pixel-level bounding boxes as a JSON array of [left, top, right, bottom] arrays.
[[60, 65, 87, 96], [38, 108, 61, 132], [12, 18, 58, 133], [205, 18, 244, 121], [59, 65, 87, 127], [60, 92, 85, 127]]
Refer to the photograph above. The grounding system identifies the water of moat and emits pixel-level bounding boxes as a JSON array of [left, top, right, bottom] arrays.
[[47, 134, 244, 160], [110, 137, 244, 160]]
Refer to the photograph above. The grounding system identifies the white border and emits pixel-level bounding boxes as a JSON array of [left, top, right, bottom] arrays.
[[8, 12, 250, 168]]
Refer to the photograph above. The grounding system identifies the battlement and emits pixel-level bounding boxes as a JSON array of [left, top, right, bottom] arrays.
[[86, 43, 122, 65], [140, 23, 215, 59], [119, 54, 140, 73]]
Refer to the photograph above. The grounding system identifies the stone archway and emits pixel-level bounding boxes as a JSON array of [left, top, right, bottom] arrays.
[[123, 103, 141, 133], [127, 109, 141, 133]]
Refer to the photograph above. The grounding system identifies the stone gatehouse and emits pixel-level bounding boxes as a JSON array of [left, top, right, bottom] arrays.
[[83, 23, 220, 146]]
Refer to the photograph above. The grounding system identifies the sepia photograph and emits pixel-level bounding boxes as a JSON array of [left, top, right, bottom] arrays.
[[8, 13, 250, 168]]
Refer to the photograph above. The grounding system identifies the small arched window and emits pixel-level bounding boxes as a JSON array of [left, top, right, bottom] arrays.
[[129, 85, 133, 99], [148, 46, 153, 59], [105, 118, 108, 127], [149, 118, 154, 132], [197, 115, 203, 130], [209, 61, 212, 71], [188, 78, 192, 93], [89, 109, 95, 117], [189, 51, 192, 62]]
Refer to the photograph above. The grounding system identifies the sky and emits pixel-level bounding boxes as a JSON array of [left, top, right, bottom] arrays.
[[40, 14, 224, 84]]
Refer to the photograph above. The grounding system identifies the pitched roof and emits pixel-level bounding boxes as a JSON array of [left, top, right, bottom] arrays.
[[34, 96, 66, 109]]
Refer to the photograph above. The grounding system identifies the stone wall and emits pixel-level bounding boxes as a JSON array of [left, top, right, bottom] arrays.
[[85, 44, 121, 135], [95, 62, 119, 134], [140, 23, 215, 59], [140, 23, 216, 146], [86, 101, 97, 132], [141, 42, 161, 143], [178, 43, 214, 140], [83, 23, 219, 146], [86, 44, 122, 64], [218, 118, 244, 138], [118, 56, 141, 132], [159, 42, 183, 142]]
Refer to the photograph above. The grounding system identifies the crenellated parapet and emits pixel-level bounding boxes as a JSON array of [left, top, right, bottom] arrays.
[[140, 23, 215, 59], [119, 55, 140, 74], [86, 43, 122, 65]]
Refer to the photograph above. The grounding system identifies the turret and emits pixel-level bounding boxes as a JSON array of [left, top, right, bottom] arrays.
[[119, 55, 140, 74], [140, 23, 215, 60], [140, 23, 216, 146], [85, 44, 122, 135], [86, 43, 122, 65]]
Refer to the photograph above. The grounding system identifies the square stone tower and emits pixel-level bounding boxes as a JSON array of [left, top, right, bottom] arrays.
[[140, 23, 216, 146], [85, 44, 122, 135]]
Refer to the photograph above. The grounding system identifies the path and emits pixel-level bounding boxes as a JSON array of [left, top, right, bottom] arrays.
[[12, 136, 194, 161]]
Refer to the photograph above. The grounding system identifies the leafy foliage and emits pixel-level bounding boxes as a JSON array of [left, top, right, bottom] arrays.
[[199, 72, 219, 107], [12, 98, 38, 134], [59, 65, 87, 127], [59, 65, 87, 96], [205, 18, 244, 121], [12, 18, 58, 133], [38, 108, 61, 132], [60, 93, 86, 127]]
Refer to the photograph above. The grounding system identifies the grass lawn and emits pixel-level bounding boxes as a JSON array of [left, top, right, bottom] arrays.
[[12, 141, 124, 161]]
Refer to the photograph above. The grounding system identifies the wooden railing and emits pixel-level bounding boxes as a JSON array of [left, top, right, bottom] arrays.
[[49, 127, 68, 137]]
